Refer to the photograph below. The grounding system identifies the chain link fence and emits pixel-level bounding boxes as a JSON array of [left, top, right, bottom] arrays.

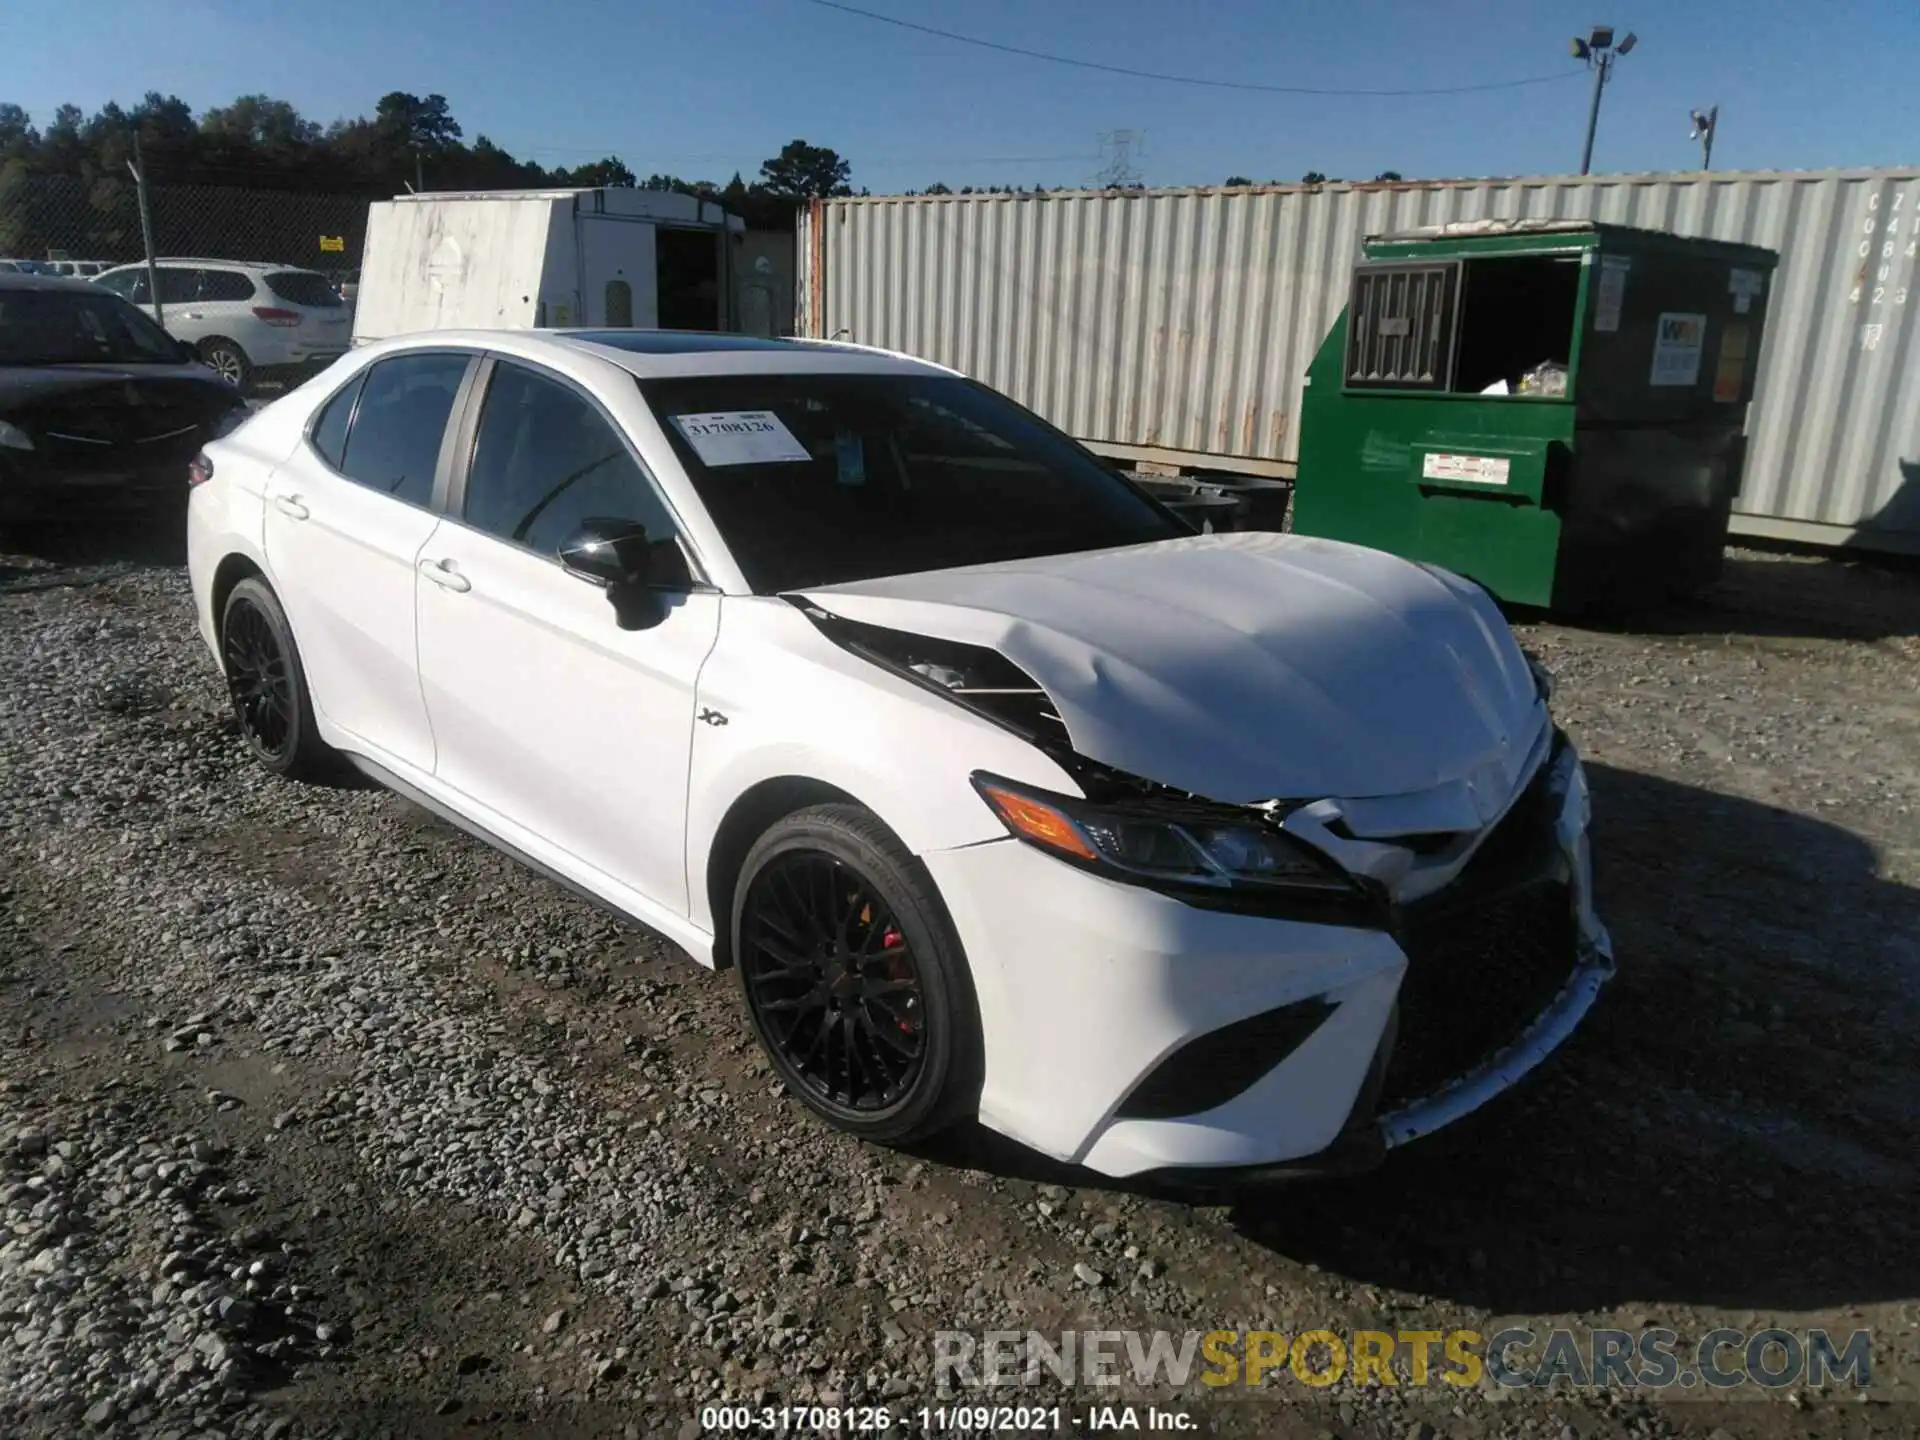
[[0, 171, 373, 275]]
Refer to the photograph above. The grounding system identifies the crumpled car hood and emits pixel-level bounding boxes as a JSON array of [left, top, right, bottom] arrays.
[[799, 530, 1545, 805]]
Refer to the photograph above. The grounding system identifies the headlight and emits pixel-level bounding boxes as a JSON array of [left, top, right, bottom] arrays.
[[972, 772, 1363, 906], [0, 419, 33, 452]]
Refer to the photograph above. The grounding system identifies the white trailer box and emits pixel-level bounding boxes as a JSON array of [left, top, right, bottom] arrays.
[[352, 187, 744, 344]]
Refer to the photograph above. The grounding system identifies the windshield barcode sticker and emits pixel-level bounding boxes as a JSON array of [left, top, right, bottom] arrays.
[[670, 411, 812, 467]]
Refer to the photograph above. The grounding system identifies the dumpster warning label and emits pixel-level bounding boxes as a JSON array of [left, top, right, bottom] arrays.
[[1650, 312, 1707, 387], [1421, 453, 1511, 486], [1594, 256, 1631, 332]]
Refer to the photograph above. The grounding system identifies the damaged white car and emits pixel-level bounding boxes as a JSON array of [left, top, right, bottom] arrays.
[[186, 329, 1613, 1180]]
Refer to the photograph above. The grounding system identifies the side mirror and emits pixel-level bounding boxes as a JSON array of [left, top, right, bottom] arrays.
[[558, 518, 690, 632], [559, 517, 655, 588]]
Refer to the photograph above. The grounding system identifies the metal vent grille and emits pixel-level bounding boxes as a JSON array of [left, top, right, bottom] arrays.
[[1344, 261, 1461, 390]]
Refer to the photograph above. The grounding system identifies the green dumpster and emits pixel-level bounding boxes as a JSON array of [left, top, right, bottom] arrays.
[[1292, 220, 1777, 611]]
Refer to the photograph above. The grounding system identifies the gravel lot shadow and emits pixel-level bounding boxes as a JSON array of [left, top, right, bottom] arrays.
[[1571, 548, 1920, 643], [918, 763, 1920, 1318]]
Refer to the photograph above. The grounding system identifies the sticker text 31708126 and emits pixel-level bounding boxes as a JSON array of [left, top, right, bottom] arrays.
[[670, 411, 813, 467]]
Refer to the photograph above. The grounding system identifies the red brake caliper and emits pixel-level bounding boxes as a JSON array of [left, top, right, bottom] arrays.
[[880, 926, 913, 1033]]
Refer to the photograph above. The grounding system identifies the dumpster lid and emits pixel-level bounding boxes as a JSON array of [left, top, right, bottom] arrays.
[[1366, 218, 1776, 266], [1372, 219, 1601, 241]]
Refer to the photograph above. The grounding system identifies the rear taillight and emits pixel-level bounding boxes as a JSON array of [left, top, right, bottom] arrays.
[[251, 306, 301, 327], [188, 452, 215, 486]]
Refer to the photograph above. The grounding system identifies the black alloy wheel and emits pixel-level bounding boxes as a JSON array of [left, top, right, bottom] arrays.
[[223, 596, 293, 760], [733, 804, 982, 1142], [219, 577, 332, 780], [741, 851, 927, 1111]]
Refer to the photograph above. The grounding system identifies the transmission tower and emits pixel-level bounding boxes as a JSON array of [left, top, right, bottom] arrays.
[[1091, 129, 1145, 188]]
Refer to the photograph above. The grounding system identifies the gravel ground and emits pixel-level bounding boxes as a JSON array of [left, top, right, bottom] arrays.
[[1, 511, 1917, 1440]]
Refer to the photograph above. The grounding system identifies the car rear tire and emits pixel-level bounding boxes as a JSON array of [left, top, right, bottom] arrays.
[[732, 804, 983, 1144], [200, 338, 251, 392], [220, 577, 332, 780]]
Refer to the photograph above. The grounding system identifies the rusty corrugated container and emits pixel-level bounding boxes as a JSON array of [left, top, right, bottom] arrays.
[[799, 169, 1920, 553]]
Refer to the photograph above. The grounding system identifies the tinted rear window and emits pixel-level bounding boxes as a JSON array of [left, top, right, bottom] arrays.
[[202, 271, 256, 302], [337, 353, 469, 507], [310, 372, 365, 471], [264, 271, 343, 308]]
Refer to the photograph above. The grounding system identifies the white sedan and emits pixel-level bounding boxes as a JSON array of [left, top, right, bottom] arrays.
[[185, 329, 1612, 1181]]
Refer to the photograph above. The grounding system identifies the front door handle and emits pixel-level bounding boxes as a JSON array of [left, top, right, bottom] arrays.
[[272, 494, 310, 521], [418, 558, 472, 593]]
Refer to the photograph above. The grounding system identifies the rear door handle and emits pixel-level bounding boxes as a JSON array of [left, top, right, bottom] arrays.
[[418, 558, 472, 593], [272, 494, 310, 520]]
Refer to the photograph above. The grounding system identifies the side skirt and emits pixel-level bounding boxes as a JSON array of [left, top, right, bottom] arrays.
[[341, 752, 688, 956]]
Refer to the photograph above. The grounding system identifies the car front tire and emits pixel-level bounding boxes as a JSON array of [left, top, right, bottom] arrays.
[[732, 803, 983, 1144], [219, 577, 333, 780]]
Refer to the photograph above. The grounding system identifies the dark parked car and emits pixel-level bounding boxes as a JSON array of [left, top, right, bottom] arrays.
[[0, 273, 249, 524]]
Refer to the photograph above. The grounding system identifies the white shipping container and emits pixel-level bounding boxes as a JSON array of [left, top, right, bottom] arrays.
[[355, 187, 743, 345], [799, 169, 1920, 553]]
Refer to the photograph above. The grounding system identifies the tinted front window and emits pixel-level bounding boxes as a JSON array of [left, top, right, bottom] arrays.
[[465, 362, 675, 554], [0, 288, 182, 365], [642, 374, 1183, 593], [202, 270, 256, 302], [337, 353, 468, 506], [265, 271, 342, 308]]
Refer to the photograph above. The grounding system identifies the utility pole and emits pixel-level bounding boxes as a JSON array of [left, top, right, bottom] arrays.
[[1569, 26, 1637, 176], [414, 145, 425, 193], [128, 131, 164, 328], [1690, 105, 1720, 171]]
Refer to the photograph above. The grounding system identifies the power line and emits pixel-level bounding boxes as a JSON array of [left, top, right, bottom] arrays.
[[799, 0, 1585, 97]]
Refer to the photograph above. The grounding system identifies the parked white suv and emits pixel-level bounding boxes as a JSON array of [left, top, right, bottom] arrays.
[[94, 259, 351, 391]]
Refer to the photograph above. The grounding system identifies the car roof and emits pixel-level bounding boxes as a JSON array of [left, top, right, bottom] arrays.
[[0, 271, 102, 293], [354, 328, 957, 381], [565, 330, 950, 379], [97, 258, 319, 274], [568, 330, 866, 356]]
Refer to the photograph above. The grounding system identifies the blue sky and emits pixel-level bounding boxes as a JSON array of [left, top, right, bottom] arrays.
[[3, 0, 1915, 190]]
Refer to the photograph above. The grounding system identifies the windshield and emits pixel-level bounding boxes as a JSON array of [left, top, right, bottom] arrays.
[[265, 270, 344, 308], [0, 287, 182, 366], [641, 373, 1185, 592]]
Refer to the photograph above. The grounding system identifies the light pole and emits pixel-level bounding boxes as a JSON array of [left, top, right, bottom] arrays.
[[1569, 26, 1637, 176], [1689, 105, 1719, 171]]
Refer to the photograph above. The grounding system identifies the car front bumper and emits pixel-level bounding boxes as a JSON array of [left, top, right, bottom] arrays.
[[0, 452, 194, 521], [923, 735, 1613, 1180]]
